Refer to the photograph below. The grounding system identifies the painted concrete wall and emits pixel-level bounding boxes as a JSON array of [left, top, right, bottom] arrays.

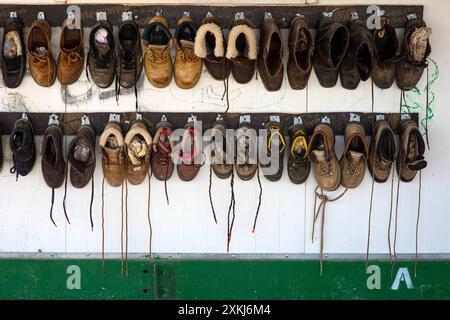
[[0, 0, 448, 256]]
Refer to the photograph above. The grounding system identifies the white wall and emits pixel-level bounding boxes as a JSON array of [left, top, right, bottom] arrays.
[[0, 0, 448, 256]]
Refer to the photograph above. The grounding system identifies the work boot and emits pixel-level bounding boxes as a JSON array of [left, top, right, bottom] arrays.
[[42, 123, 66, 189], [57, 18, 84, 85], [260, 121, 285, 181], [87, 21, 116, 88], [368, 119, 397, 183], [287, 124, 310, 184], [125, 120, 153, 185], [117, 20, 143, 89], [340, 122, 369, 188], [67, 124, 96, 189], [287, 16, 314, 90], [195, 15, 229, 80], [371, 18, 400, 89], [10, 117, 36, 179], [396, 17, 432, 91], [174, 17, 202, 89], [397, 120, 427, 182], [210, 119, 233, 179], [99, 121, 125, 187], [340, 19, 374, 90], [177, 122, 202, 181], [313, 14, 349, 88], [307, 123, 340, 191], [151, 120, 175, 181], [142, 16, 173, 88], [226, 18, 257, 84], [235, 122, 258, 181], [258, 18, 284, 91], [27, 18, 56, 87], [2, 16, 26, 88]]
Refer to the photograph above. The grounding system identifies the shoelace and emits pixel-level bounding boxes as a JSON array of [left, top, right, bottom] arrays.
[[318, 160, 333, 176], [31, 54, 52, 86], [147, 171, 153, 264], [177, 47, 198, 63], [266, 126, 286, 155], [221, 60, 230, 113], [226, 170, 236, 253], [208, 165, 218, 224], [63, 51, 82, 67], [154, 129, 173, 205], [290, 130, 308, 159], [146, 46, 170, 64]]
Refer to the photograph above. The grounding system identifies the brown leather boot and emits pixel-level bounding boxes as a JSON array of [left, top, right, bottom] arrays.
[[99, 122, 125, 187], [287, 16, 314, 90], [125, 120, 153, 185], [368, 119, 396, 183], [117, 20, 143, 89], [313, 15, 349, 88], [177, 123, 202, 181], [371, 19, 400, 89], [340, 122, 369, 188], [151, 120, 175, 181], [397, 120, 427, 182], [57, 18, 84, 85], [27, 19, 56, 87], [174, 17, 202, 89], [42, 123, 66, 189], [258, 18, 283, 91], [142, 16, 173, 88], [226, 18, 257, 84], [211, 119, 233, 179], [2, 16, 26, 88], [340, 19, 374, 90], [307, 123, 340, 191], [396, 17, 431, 91], [195, 15, 229, 80], [235, 122, 258, 181], [260, 121, 285, 182], [287, 124, 310, 184]]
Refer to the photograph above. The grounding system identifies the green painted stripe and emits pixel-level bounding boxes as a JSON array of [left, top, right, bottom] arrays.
[[0, 259, 448, 300]]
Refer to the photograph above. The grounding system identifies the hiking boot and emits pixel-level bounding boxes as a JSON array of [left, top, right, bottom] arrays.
[[177, 122, 203, 181], [117, 20, 143, 89], [57, 18, 84, 85], [174, 17, 202, 89], [151, 121, 175, 181], [226, 18, 257, 84], [27, 19, 56, 87], [371, 19, 400, 89], [287, 124, 310, 184], [67, 124, 96, 188], [260, 121, 285, 181], [340, 122, 369, 188], [2, 16, 26, 88], [313, 15, 349, 88], [142, 16, 173, 88], [287, 16, 314, 90], [100, 122, 125, 187], [195, 16, 229, 80], [87, 21, 116, 88], [125, 120, 153, 185], [42, 123, 65, 189], [307, 123, 340, 191], [258, 18, 284, 91], [396, 17, 431, 91], [235, 122, 258, 181], [397, 120, 427, 182], [340, 19, 374, 90], [211, 120, 233, 179], [368, 120, 396, 183], [10, 117, 36, 179]]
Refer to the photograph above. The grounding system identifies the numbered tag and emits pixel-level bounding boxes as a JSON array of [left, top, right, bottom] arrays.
[[21, 113, 29, 121], [269, 115, 280, 123], [239, 115, 251, 124], [10, 12, 17, 19], [182, 11, 190, 18], [136, 113, 143, 121], [321, 116, 331, 124], [376, 114, 385, 122], [206, 12, 213, 18], [37, 12, 45, 20], [293, 116, 303, 125], [295, 13, 305, 18], [155, 9, 163, 17], [235, 12, 245, 20], [187, 115, 198, 123], [407, 13, 417, 21], [96, 11, 107, 22], [216, 114, 224, 122], [122, 11, 133, 22], [81, 115, 91, 126], [264, 12, 273, 20], [323, 11, 333, 18], [349, 113, 361, 122], [351, 12, 359, 21], [160, 115, 168, 122], [48, 114, 60, 126], [401, 113, 412, 121], [109, 113, 120, 123]]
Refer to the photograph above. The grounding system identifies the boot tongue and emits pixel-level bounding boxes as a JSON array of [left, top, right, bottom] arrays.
[[180, 39, 195, 51], [123, 40, 135, 50], [348, 150, 364, 162], [147, 44, 166, 52], [32, 46, 48, 58], [95, 42, 111, 56], [312, 150, 326, 162]]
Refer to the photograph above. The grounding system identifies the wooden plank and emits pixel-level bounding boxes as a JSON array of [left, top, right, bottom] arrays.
[[0, 4, 423, 29], [0, 112, 418, 136]]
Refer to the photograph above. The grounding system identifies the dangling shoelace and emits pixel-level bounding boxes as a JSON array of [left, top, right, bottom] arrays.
[[208, 165, 218, 224], [221, 60, 230, 113], [226, 170, 236, 253], [147, 171, 153, 264]]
